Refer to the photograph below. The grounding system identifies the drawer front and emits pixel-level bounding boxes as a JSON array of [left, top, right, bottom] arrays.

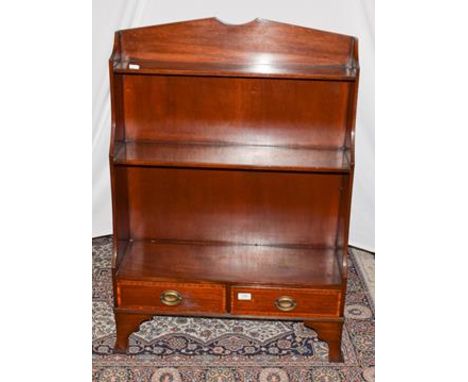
[[117, 280, 226, 313], [231, 286, 341, 318]]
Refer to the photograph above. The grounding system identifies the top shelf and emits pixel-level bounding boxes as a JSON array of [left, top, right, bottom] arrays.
[[113, 59, 357, 81]]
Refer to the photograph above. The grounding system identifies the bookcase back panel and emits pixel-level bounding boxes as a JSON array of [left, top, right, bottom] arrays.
[[122, 74, 351, 148], [122, 167, 343, 246], [117, 18, 353, 67]]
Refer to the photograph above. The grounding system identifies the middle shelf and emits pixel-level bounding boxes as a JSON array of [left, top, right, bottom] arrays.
[[113, 141, 351, 173]]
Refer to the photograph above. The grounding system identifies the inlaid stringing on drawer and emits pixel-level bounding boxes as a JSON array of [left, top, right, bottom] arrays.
[[117, 280, 226, 313], [230, 285, 342, 318]]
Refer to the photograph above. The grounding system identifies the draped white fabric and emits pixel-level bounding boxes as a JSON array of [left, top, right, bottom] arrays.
[[92, 0, 375, 251]]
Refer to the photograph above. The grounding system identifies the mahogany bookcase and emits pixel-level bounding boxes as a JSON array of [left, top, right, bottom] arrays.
[[108, 18, 359, 362]]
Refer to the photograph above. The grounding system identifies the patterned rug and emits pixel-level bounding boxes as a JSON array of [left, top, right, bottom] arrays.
[[92, 236, 375, 382]]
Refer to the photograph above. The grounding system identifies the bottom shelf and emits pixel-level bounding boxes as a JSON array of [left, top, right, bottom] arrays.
[[116, 240, 343, 287]]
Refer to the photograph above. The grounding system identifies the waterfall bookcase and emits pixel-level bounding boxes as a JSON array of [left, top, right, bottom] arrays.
[[108, 18, 359, 362]]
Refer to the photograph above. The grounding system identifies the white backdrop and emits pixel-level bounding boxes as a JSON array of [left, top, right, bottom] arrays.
[[92, 0, 375, 251]]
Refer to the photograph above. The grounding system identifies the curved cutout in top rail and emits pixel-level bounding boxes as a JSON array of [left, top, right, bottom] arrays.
[[211, 17, 262, 27]]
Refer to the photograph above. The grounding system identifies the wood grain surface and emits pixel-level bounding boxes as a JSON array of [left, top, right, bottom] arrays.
[[108, 18, 359, 362]]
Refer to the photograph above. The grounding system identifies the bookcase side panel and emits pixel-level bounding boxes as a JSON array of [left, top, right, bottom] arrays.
[[335, 74, 359, 280], [111, 167, 131, 262], [109, 61, 129, 269]]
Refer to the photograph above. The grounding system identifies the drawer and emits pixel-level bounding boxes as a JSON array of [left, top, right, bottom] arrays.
[[117, 280, 226, 313], [230, 286, 342, 318]]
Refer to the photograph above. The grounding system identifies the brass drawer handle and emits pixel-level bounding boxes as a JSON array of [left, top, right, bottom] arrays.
[[275, 296, 297, 312], [160, 290, 182, 306]]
